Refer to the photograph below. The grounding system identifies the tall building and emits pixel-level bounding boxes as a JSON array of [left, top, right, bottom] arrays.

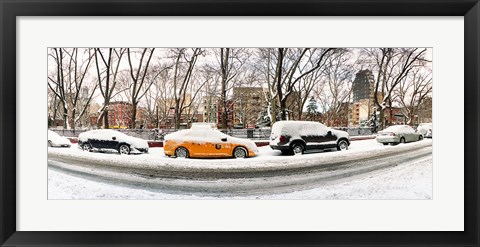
[[349, 70, 381, 127], [352, 70, 374, 102]]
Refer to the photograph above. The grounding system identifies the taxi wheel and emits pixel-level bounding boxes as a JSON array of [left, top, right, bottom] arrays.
[[175, 147, 189, 158], [233, 147, 248, 158]]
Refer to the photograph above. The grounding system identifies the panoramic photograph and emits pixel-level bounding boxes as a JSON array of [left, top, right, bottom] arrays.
[[47, 47, 433, 199]]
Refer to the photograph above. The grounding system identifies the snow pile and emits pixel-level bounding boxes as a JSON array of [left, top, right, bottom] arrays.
[[78, 129, 148, 149]]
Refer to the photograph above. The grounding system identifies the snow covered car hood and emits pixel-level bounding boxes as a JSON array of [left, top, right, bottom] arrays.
[[224, 136, 259, 154], [79, 130, 149, 150]]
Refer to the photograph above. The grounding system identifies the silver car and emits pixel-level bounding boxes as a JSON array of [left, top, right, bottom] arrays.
[[376, 125, 424, 145]]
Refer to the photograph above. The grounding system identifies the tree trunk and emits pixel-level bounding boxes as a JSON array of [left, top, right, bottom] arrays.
[[131, 102, 137, 128], [220, 48, 229, 129], [63, 104, 68, 129], [104, 108, 109, 129], [271, 99, 277, 124], [275, 48, 284, 120], [70, 109, 76, 133]]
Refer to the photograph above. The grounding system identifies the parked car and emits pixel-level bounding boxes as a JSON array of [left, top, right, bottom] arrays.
[[376, 125, 424, 145], [47, 130, 71, 148], [78, 129, 149, 155], [269, 121, 350, 155], [163, 125, 259, 158], [416, 123, 432, 138]]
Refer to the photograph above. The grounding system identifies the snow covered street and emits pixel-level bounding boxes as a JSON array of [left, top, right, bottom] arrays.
[[48, 139, 433, 199], [49, 156, 431, 199]]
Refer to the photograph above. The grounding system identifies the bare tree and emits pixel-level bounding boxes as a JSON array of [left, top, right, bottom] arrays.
[[200, 64, 221, 124], [142, 66, 172, 129], [394, 67, 432, 125], [171, 48, 203, 130], [47, 48, 69, 129], [94, 48, 126, 128], [126, 48, 158, 128], [182, 66, 214, 127], [217, 48, 251, 129], [314, 49, 354, 126], [273, 48, 336, 121], [362, 48, 428, 129], [253, 48, 278, 125], [63, 48, 98, 130]]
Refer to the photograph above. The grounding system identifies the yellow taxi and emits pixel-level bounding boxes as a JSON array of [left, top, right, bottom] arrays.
[[163, 125, 259, 158]]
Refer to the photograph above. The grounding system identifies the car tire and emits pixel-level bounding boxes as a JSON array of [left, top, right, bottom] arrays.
[[419, 135, 424, 141], [336, 140, 349, 151], [399, 137, 406, 144], [48, 140, 53, 147], [291, 143, 304, 155], [233, 147, 248, 159], [383, 143, 389, 146], [118, 144, 130, 155], [82, 143, 93, 152], [175, 147, 189, 158]]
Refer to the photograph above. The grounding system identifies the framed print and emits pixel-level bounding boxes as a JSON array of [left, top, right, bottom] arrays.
[[1, 0, 479, 246]]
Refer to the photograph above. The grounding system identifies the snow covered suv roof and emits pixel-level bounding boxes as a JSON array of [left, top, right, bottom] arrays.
[[272, 120, 329, 136]]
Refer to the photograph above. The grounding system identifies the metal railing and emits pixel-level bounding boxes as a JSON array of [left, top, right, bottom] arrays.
[[50, 127, 374, 140]]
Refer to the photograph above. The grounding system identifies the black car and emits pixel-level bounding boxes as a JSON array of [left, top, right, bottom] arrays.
[[269, 121, 351, 155], [78, 129, 149, 155]]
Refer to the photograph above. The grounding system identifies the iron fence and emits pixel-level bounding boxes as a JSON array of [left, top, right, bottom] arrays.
[[50, 127, 374, 140]]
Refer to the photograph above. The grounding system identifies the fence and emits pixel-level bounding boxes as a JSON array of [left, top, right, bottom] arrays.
[[51, 127, 374, 140]]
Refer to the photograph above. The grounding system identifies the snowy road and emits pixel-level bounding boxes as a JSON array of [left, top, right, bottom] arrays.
[[48, 139, 432, 198]]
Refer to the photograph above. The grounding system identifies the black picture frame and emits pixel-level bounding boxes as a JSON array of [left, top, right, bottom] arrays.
[[1, 0, 478, 246]]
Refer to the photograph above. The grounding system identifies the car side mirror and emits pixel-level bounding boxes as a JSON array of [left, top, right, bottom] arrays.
[[112, 137, 116, 140], [221, 137, 227, 142]]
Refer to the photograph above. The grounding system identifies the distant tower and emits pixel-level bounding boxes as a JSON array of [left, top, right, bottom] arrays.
[[352, 70, 374, 102]]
